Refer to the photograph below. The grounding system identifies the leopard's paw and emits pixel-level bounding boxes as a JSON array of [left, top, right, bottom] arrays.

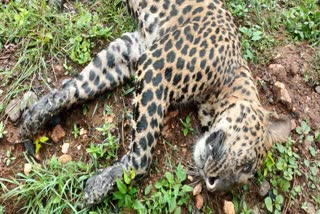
[[20, 89, 69, 138], [84, 163, 124, 205]]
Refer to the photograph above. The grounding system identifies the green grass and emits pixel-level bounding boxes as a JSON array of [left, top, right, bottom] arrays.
[[0, 0, 135, 115], [225, 0, 320, 63], [0, 155, 93, 213]]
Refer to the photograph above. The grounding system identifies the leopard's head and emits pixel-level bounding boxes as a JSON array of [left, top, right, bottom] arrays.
[[193, 101, 291, 191]]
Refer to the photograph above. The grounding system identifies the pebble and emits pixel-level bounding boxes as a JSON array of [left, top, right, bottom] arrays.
[[24, 163, 32, 176], [58, 154, 72, 164], [61, 143, 70, 154], [193, 183, 202, 196], [273, 81, 292, 108], [53, 64, 64, 73], [315, 86, 320, 94], [291, 119, 297, 131], [49, 125, 66, 143], [195, 194, 204, 210], [188, 175, 194, 182], [20, 91, 38, 111], [5, 98, 21, 122], [259, 180, 271, 197], [223, 201, 235, 214]]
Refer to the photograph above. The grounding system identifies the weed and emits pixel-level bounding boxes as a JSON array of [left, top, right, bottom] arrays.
[[82, 104, 88, 116], [0, 155, 92, 213], [0, 121, 7, 138], [72, 124, 80, 139], [4, 150, 16, 167], [141, 164, 193, 213], [34, 136, 49, 154], [96, 121, 115, 136], [259, 120, 320, 212], [283, 0, 320, 46], [103, 104, 113, 115], [87, 131, 119, 168], [180, 115, 194, 137], [112, 168, 141, 210]]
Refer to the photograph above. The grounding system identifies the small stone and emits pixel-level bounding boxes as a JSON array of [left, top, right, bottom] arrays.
[[193, 183, 202, 195], [315, 86, 320, 94], [79, 128, 88, 136], [35, 153, 42, 161], [47, 78, 52, 83], [20, 91, 38, 111], [5, 98, 21, 122], [291, 120, 297, 131], [24, 163, 32, 176], [77, 145, 81, 150], [53, 64, 64, 73], [273, 81, 292, 108], [59, 154, 72, 164], [188, 175, 194, 182], [259, 180, 271, 197], [268, 64, 286, 79], [61, 143, 70, 154], [104, 115, 114, 123], [182, 148, 187, 154], [195, 194, 204, 210], [223, 201, 235, 214], [49, 125, 66, 143]]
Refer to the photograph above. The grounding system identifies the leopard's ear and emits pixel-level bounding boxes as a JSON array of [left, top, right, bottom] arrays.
[[266, 113, 291, 149]]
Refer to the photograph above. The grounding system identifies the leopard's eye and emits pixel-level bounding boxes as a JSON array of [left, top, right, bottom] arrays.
[[242, 162, 253, 173]]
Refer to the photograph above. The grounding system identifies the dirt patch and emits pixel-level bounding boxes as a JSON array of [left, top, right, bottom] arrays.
[[0, 43, 319, 213]]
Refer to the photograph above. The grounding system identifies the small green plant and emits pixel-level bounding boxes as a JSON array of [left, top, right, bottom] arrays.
[[86, 133, 119, 168], [71, 124, 80, 139], [112, 168, 142, 210], [4, 150, 16, 167], [82, 104, 88, 116], [34, 136, 49, 154], [240, 201, 252, 214], [96, 121, 115, 136], [0, 121, 8, 138], [283, 0, 320, 46], [103, 104, 113, 115], [180, 115, 194, 137], [141, 164, 193, 213]]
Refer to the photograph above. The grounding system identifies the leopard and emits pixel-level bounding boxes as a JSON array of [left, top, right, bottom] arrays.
[[20, 0, 292, 206]]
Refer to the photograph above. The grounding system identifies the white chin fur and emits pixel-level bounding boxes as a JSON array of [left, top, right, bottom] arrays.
[[193, 133, 209, 169]]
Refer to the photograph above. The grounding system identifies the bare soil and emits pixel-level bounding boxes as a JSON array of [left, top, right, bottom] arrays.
[[0, 40, 319, 213]]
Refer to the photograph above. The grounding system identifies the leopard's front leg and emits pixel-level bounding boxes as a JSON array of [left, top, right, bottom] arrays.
[[84, 50, 171, 204], [21, 31, 145, 138]]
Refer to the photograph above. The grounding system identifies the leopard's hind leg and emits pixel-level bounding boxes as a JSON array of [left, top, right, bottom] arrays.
[[21, 31, 145, 138]]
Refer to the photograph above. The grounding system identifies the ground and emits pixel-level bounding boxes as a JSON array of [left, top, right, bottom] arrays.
[[0, 0, 319, 213]]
